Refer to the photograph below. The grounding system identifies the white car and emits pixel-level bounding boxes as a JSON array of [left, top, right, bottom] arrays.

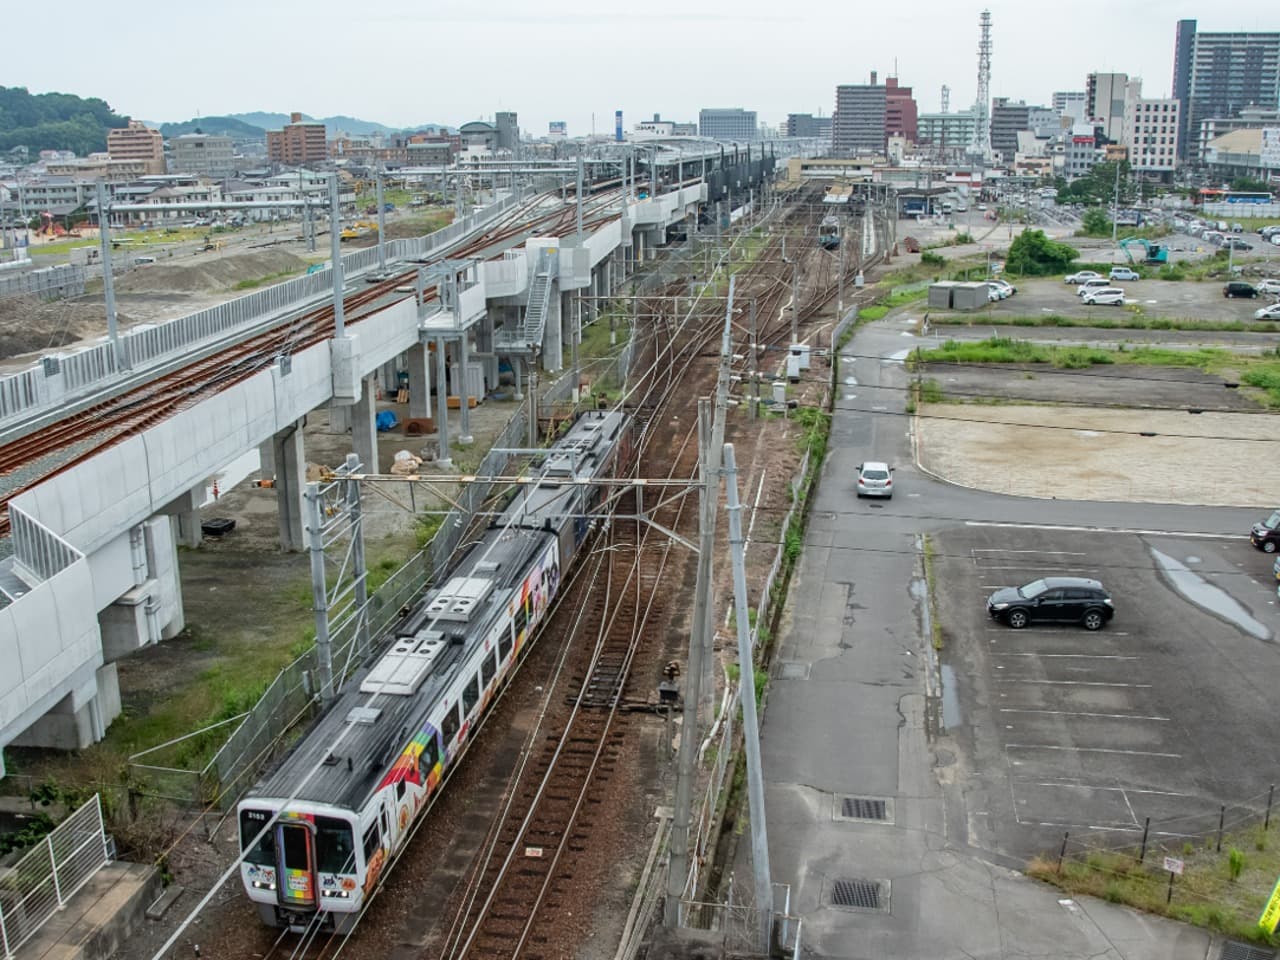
[[855, 461, 895, 499], [1255, 303, 1280, 321], [1065, 270, 1102, 284], [1077, 278, 1111, 297], [1256, 279, 1280, 295], [1082, 287, 1126, 306], [1109, 267, 1140, 282], [985, 282, 1010, 300], [989, 278, 1016, 297]]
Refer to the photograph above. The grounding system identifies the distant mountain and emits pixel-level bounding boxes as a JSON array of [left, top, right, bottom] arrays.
[[0, 85, 130, 155], [225, 112, 455, 137], [158, 116, 266, 139]]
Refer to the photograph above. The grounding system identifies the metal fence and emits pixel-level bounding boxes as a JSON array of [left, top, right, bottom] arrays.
[[0, 794, 112, 959], [0, 192, 526, 423], [8, 505, 82, 581], [0, 263, 85, 301]]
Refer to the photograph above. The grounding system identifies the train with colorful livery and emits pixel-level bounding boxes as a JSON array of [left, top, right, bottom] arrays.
[[237, 410, 633, 933]]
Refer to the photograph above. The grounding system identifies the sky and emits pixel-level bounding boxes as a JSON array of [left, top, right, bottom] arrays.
[[4, 0, 1278, 136]]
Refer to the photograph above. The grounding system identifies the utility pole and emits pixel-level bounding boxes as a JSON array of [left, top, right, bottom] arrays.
[[791, 261, 800, 343], [94, 181, 126, 371], [1111, 160, 1121, 249], [749, 299, 759, 419], [576, 154, 584, 237], [329, 173, 345, 338], [665, 397, 714, 926], [837, 237, 847, 320], [724, 442, 774, 952], [302, 170, 315, 253]]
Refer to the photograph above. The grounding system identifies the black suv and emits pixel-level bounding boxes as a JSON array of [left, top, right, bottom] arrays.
[[987, 577, 1114, 630], [1224, 281, 1259, 299], [1251, 509, 1280, 553]]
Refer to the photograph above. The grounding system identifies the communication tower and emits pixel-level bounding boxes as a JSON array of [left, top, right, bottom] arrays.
[[941, 84, 950, 114], [972, 9, 992, 160]]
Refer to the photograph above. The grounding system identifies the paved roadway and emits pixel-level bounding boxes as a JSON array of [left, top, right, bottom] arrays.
[[752, 311, 1277, 959]]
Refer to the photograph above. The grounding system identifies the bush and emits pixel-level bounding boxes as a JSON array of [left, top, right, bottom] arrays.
[[920, 250, 946, 267], [955, 232, 975, 245], [1006, 229, 1079, 276]]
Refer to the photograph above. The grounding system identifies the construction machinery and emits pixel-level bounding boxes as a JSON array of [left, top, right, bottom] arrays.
[[1119, 237, 1168, 265]]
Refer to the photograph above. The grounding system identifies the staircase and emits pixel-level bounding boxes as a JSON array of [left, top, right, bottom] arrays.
[[518, 249, 557, 351]]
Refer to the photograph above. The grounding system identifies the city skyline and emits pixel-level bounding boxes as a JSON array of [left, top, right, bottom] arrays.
[[3, 0, 1278, 139]]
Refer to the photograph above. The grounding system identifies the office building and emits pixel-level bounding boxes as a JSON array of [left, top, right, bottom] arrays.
[[266, 113, 328, 166], [698, 108, 758, 140], [1052, 91, 1087, 116], [106, 120, 165, 175], [1173, 21, 1280, 162], [884, 78, 918, 143], [1194, 107, 1280, 161], [1122, 83, 1181, 176], [786, 113, 833, 140], [168, 133, 235, 177], [990, 98, 1031, 160], [1065, 126, 1100, 178], [833, 75, 888, 156], [916, 111, 978, 157], [495, 112, 520, 153], [1086, 73, 1129, 143]]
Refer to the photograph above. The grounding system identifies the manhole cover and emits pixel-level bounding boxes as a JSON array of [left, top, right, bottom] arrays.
[[834, 796, 893, 823], [831, 878, 883, 910], [1220, 943, 1275, 960]]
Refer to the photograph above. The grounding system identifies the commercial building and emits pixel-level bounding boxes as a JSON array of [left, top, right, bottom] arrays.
[[785, 113, 833, 140], [1123, 93, 1181, 176], [833, 76, 887, 156], [1064, 127, 1100, 178], [1086, 72, 1129, 143], [106, 120, 164, 175], [884, 78, 918, 143], [698, 108, 758, 140], [495, 112, 520, 153], [1173, 21, 1280, 162], [635, 115, 675, 138], [1202, 127, 1280, 181], [266, 113, 328, 166], [990, 98, 1031, 160], [1052, 91, 1087, 118], [1194, 107, 1280, 161], [168, 133, 235, 177], [548, 121, 567, 138]]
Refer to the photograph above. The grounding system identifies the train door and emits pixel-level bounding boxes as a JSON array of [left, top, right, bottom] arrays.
[[275, 820, 317, 910]]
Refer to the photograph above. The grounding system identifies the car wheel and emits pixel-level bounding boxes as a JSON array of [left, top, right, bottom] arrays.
[[1264, 541, 1277, 554], [1082, 609, 1106, 631], [1006, 609, 1029, 629]]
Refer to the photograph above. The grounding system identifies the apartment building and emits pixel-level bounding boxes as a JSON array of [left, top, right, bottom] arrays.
[[266, 113, 328, 166], [169, 134, 236, 177], [106, 120, 164, 175], [833, 77, 887, 156]]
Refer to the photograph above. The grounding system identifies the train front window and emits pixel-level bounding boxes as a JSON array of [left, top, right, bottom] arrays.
[[239, 809, 276, 866], [315, 816, 355, 874]]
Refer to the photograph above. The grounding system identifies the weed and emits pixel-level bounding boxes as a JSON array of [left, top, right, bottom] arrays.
[[1229, 847, 1245, 881]]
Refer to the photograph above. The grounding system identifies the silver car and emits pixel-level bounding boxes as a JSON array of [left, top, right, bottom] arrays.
[[856, 461, 895, 498]]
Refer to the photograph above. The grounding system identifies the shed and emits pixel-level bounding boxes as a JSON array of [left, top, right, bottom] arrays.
[[927, 281, 957, 309], [950, 282, 989, 311]]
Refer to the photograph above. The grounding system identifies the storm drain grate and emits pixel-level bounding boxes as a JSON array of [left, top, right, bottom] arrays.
[[1220, 943, 1275, 960], [841, 797, 887, 820], [832, 878, 882, 910]]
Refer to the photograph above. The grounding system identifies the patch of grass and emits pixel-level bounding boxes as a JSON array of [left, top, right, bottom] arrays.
[[925, 314, 1279, 335], [921, 534, 943, 650], [859, 305, 889, 321], [234, 268, 304, 290]]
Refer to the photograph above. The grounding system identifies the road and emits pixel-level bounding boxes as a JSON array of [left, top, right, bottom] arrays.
[[750, 313, 1275, 959]]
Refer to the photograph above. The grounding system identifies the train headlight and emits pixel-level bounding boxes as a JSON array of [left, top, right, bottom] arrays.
[[321, 888, 351, 899], [252, 880, 277, 891]]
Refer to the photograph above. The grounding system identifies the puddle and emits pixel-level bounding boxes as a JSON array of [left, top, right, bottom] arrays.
[[200, 448, 263, 507], [940, 664, 961, 730], [1150, 548, 1271, 641]]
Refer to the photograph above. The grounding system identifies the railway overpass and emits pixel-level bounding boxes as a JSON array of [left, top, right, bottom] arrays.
[[0, 145, 777, 772]]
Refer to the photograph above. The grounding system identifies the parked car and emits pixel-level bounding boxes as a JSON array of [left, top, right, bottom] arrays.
[[1224, 281, 1259, 299], [1273, 554, 1280, 581], [855, 461, 894, 499], [1251, 509, 1280, 553], [1109, 267, 1140, 281], [1257, 279, 1280, 295], [1231, 223, 1244, 233], [1064, 270, 1102, 284], [985, 281, 1010, 300], [1077, 278, 1111, 297], [133, 256, 157, 265], [1221, 237, 1253, 251], [987, 577, 1114, 630], [1255, 303, 1280, 321], [991, 278, 1016, 297], [1082, 287, 1126, 306]]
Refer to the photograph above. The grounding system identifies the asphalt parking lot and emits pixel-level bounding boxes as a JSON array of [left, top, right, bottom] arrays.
[[932, 522, 1280, 860], [948, 277, 1280, 324]]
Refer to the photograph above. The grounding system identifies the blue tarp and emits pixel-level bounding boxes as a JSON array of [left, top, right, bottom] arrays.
[[375, 410, 398, 432]]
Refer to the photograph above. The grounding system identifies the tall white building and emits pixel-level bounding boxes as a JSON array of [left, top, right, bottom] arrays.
[[1123, 79, 1181, 176], [1086, 72, 1129, 143]]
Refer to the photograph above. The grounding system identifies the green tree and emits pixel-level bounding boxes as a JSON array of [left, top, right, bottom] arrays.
[[1229, 176, 1272, 194], [0, 86, 129, 154], [1080, 208, 1111, 237], [1005, 229, 1079, 276]]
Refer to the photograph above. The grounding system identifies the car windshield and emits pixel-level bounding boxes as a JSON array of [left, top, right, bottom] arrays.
[[1264, 510, 1280, 531], [1017, 579, 1048, 598], [862, 469, 889, 480]]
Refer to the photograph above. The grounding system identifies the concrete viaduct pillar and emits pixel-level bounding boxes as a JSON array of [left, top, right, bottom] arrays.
[[352, 375, 380, 473], [407, 342, 432, 420], [273, 420, 306, 552]]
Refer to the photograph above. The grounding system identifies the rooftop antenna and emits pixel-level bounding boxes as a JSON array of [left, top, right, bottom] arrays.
[[941, 84, 951, 115], [972, 9, 992, 161]]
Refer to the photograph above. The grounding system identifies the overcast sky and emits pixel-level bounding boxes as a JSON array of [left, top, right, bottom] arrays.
[[5, 1, 1278, 135]]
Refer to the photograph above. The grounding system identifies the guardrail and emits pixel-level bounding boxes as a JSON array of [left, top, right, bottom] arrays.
[[0, 263, 85, 301], [0, 192, 526, 424], [0, 794, 112, 959], [8, 505, 82, 581]]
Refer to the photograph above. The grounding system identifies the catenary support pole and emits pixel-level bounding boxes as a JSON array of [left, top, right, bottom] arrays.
[[576, 155, 584, 237], [95, 181, 127, 371], [435, 336, 452, 466], [375, 164, 387, 274], [305, 482, 335, 700], [665, 398, 714, 926], [329, 174, 346, 338], [724, 442, 774, 952], [343, 453, 372, 657]]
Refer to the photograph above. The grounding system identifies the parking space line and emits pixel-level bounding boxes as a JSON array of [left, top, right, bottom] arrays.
[[984, 629, 1130, 636], [974, 565, 1100, 573], [1007, 744, 1181, 758], [993, 653, 1138, 659], [1002, 709, 1169, 721], [1026, 780, 1189, 796], [971, 549, 1089, 556], [966, 520, 1245, 540], [997, 679, 1151, 687]]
